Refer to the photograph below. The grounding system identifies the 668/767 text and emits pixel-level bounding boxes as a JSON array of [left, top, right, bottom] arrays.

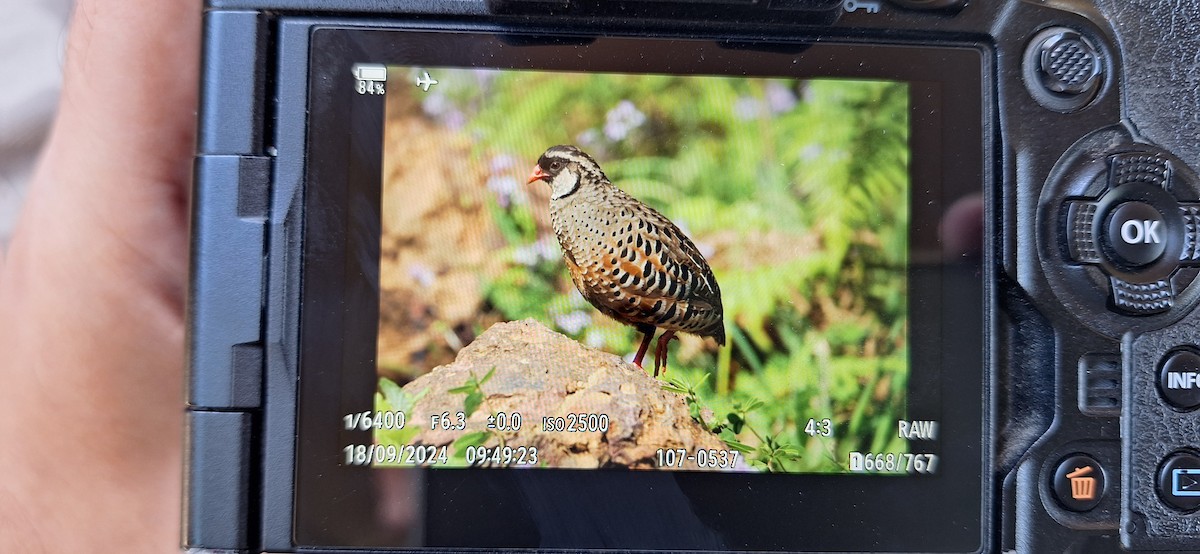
[[848, 452, 939, 474]]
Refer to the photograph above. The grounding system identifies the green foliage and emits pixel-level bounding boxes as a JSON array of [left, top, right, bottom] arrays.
[[374, 378, 428, 448], [452, 430, 492, 452], [391, 70, 911, 473], [375, 370, 510, 469], [447, 367, 496, 417]]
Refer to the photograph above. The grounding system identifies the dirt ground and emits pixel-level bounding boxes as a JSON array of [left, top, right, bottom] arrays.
[[377, 90, 554, 381]]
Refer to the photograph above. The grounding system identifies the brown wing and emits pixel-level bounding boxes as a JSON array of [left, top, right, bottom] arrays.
[[572, 187, 725, 344]]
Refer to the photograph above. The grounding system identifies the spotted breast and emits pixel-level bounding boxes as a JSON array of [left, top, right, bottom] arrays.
[[526, 145, 724, 375]]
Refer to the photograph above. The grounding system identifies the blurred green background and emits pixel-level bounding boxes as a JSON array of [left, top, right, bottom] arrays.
[[375, 68, 910, 472]]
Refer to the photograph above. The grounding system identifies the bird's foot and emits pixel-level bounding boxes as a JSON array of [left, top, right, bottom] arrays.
[[632, 329, 654, 371], [652, 331, 678, 377]]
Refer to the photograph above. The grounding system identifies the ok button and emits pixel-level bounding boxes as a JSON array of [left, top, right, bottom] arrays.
[[1106, 201, 1168, 267]]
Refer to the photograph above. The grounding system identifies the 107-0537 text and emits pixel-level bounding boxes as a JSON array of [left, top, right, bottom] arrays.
[[655, 448, 742, 469]]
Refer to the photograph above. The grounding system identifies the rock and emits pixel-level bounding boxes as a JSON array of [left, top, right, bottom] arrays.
[[398, 319, 737, 470]]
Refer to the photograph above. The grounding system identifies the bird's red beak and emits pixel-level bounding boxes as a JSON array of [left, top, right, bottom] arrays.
[[526, 164, 548, 184]]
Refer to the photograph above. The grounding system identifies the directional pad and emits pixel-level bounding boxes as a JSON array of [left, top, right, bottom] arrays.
[[1062, 152, 1200, 316], [1180, 204, 1200, 263], [1110, 277, 1173, 314], [1066, 200, 1101, 264]]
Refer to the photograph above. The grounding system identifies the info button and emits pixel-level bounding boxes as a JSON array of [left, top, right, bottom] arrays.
[[1106, 201, 1168, 267], [1160, 349, 1200, 411]]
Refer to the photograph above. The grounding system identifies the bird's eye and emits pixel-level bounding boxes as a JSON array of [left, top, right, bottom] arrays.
[[549, 161, 562, 170]]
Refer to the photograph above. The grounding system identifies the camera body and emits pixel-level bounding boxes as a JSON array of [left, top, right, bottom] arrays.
[[186, 1, 1200, 552]]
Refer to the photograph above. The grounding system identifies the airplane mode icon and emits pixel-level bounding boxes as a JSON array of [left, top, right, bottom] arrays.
[[416, 71, 439, 92]]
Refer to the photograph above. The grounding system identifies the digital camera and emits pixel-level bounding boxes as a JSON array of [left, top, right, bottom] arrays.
[[185, 0, 1200, 551]]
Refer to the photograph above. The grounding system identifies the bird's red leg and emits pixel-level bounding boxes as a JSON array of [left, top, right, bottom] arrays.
[[632, 330, 655, 368], [653, 330, 677, 377]]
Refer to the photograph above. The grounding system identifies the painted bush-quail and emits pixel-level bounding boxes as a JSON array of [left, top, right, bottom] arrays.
[[526, 145, 725, 376]]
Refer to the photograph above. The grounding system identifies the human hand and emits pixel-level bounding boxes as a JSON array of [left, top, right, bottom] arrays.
[[0, 1, 198, 552]]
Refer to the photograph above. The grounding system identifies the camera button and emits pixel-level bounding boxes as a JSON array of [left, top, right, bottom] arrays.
[[1052, 454, 1107, 512], [1024, 27, 1105, 112], [1159, 349, 1200, 411], [1037, 31, 1102, 95], [1104, 201, 1168, 268], [1157, 451, 1200, 512]]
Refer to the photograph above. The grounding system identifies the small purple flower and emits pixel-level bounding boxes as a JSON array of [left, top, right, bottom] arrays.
[[533, 238, 557, 261], [585, 329, 608, 349], [442, 110, 466, 131], [489, 154, 518, 174], [512, 244, 539, 267], [766, 82, 798, 113], [513, 238, 558, 267], [604, 100, 646, 141], [421, 92, 448, 117], [420, 92, 465, 129], [408, 263, 436, 288], [473, 69, 498, 89], [555, 311, 591, 335], [733, 96, 765, 121], [487, 176, 519, 207], [799, 144, 823, 161], [802, 84, 818, 105], [576, 128, 601, 148]]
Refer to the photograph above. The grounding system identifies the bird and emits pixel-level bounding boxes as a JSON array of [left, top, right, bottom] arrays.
[[526, 145, 725, 376]]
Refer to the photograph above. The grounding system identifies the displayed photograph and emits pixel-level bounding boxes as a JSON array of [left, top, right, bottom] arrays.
[[371, 66, 911, 473]]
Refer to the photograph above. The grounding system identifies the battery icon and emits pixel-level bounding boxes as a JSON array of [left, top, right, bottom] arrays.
[[352, 63, 387, 82]]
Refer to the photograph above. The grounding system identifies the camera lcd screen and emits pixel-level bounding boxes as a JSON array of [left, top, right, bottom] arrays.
[[375, 67, 913, 476], [295, 27, 988, 552]]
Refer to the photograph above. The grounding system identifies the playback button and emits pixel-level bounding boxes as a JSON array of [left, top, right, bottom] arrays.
[[1157, 451, 1200, 512]]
